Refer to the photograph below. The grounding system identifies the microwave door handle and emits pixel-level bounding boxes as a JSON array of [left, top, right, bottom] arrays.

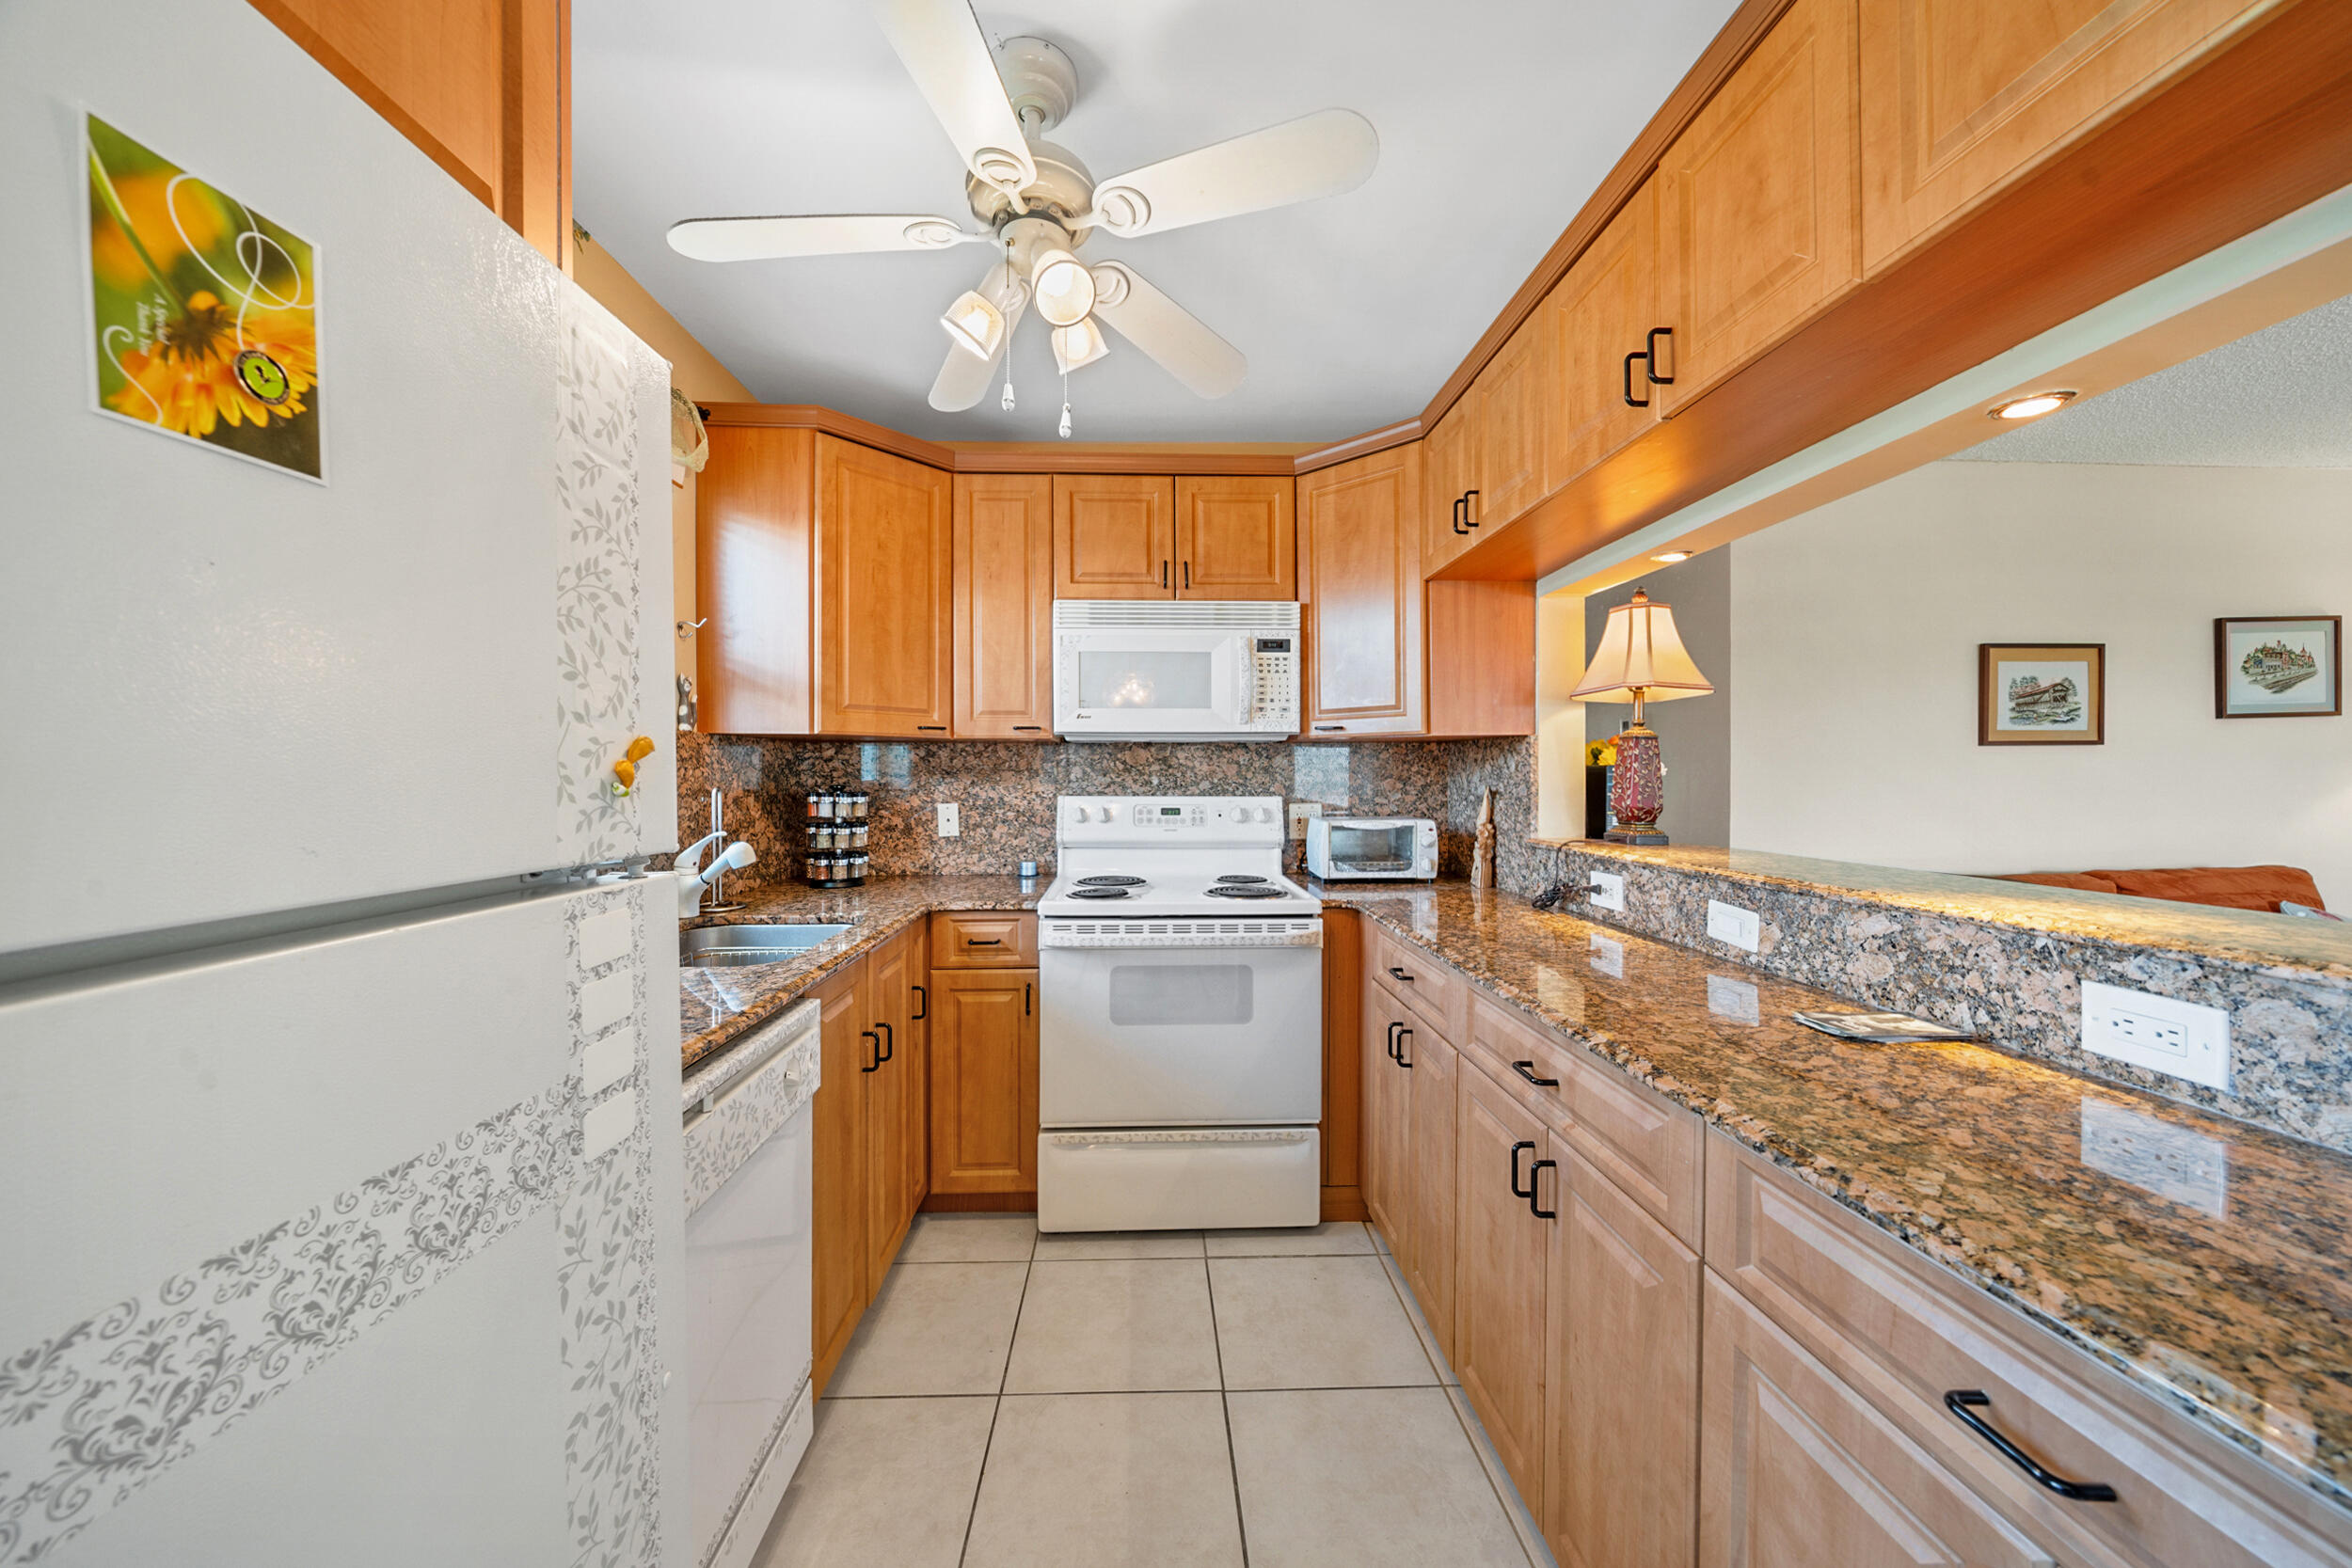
[[1238, 643, 1255, 723]]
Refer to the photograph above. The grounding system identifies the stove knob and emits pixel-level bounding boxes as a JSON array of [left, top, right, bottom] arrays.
[[1072, 805, 1089, 823], [1256, 806, 1275, 823]]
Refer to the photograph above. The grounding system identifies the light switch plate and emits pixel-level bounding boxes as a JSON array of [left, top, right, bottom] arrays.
[[1707, 974, 1759, 1024], [2080, 979, 2229, 1089], [936, 801, 961, 837], [1288, 801, 1321, 841], [1587, 871, 1626, 912], [1707, 898, 1761, 953]]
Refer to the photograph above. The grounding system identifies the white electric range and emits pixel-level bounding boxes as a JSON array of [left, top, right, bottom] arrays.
[[1037, 796, 1325, 1232]]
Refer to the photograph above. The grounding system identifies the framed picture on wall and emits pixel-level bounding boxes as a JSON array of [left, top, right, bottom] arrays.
[[1979, 643, 2105, 745], [2215, 616, 2341, 718]]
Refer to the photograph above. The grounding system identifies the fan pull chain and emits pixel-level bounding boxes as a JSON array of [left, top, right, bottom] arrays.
[[1058, 370, 1073, 439], [1000, 364, 1015, 412]]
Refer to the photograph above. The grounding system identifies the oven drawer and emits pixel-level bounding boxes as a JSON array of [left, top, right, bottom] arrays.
[[1039, 1128, 1320, 1232]]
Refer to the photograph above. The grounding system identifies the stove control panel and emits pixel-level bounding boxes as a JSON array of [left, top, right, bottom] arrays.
[[1057, 795, 1286, 844]]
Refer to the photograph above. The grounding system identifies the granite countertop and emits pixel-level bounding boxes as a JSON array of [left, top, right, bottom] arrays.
[[677, 875, 1041, 1071], [1311, 879, 2352, 1516]]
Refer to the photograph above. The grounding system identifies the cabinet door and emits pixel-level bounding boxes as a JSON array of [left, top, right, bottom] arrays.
[[1657, 0, 1860, 411], [1175, 476, 1295, 599], [928, 968, 1040, 1195], [902, 919, 930, 1215], [1454, 1061, 1549, 1513], [1297, 446, 1425, 736], [817, 435, 952, 736], [1400, 1022, 1457, 1362], [1360, 985, 1412, 1253], [1475, 320, 1548, 531], [953, 473, 1055, 738], [1543, 180, 1661, 496], [864, 928, 923, 1294], [1860, 0, 2259, 271], [1546, 1140, 1699, 1568], [809, 958, 868, 1395], [1700, 1275, 2057, 1568], [1421, 398, 1479, 576], [1054, 475, 1176, 598], [697, 424, 814, 736]]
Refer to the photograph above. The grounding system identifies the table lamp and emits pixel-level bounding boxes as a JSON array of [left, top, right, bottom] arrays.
[[1570, 588, 1714, 845]]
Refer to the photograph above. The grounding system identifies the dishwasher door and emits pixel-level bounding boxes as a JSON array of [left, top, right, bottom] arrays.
[[683, 1002, 818, 1568]]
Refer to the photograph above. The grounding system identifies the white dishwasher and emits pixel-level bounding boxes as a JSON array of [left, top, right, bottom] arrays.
[[682, 998, 820, 1568]]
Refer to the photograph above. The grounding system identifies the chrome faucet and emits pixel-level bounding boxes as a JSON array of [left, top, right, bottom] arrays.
[[678, 789, 755, 919]]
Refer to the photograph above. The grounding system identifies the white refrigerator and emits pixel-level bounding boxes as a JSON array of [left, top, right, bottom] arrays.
[[0, 2, 686, 1564]]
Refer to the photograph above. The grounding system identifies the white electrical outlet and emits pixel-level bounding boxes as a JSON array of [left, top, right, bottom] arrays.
[[1587, 871, 1626, 912], [1288, 801, 1322, 841], [2079, 1096, 2228, 1217], [2080, 980, 2229, 1089], [1588, 933, 1624, 978], [1707, 974, 1759, 1024], [936, 801, 961, 837], [1706, 898, 1761, 953]]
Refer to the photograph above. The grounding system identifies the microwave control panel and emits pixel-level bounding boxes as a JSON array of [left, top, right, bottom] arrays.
[[1249, 637, 1297, 729]]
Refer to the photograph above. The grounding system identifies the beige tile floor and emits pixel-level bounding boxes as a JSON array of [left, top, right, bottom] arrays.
[[752, 1215, 1555, 1568]]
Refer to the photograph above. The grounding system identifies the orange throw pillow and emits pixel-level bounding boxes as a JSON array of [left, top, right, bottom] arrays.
[[2092, 865, 2326, 913], [1992, 872, 2121, 895]]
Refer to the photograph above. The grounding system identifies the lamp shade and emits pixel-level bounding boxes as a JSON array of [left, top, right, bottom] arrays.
[[1570, 588, 1713, 704]]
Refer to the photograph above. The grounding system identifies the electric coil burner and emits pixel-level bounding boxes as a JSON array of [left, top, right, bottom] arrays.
[[1205, 882, 1283, 898], [1216, 875, 1268, 883], [1068, 885, 1133, 900], [1078, 875, 1146, 886]]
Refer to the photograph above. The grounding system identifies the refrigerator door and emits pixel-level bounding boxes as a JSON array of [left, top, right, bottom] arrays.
[[0, 874, 686, 1565], [0, 0, 675, 958]]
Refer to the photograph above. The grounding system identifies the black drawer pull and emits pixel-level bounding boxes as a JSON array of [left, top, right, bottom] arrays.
[[912, 984, 928, 1021], [1386, 966, 1414, 983], [1944, 1392, 2118, 1502], [1528, 1158, 1558, 1219], [967, 937, 1002, 945], [917, 724, 947, 731], [1645, 325, 1676, 385], [1395, 1027, 1413, 1069], [861, 1028, 881, 1072], [1013, 724, 1042, 732], [1623, 348, 1650, 408], [1313, 724, 1345, 732], [1510, 1060, 1559, 1088], [1461, 488, 1479, 529], [1508, 1139, 1535, 1198]]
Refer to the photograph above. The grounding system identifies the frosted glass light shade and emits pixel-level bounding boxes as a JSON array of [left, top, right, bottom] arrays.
[[1031, 248, 1097, 326], [1571, 588, 1713, 704], [1051, 317, 1109, 373], [941, 289, 1005, 358]]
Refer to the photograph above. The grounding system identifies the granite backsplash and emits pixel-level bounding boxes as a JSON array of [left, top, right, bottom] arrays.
[[675, 731, 1538, 893]]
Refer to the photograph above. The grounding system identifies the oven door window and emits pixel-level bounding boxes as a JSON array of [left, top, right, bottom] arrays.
[[1107, 962, 1253, 1026], [1327, 825, 1413, 871]]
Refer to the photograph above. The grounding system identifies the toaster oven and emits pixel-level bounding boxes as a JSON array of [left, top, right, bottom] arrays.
[[1305, 817, 1437, 880]]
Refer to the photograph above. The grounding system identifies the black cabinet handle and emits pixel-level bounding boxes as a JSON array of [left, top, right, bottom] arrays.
[[1462, 488, 1480, 529], [876, 1021, 893, 1064], [1623, 348, 1650, 408], [1161, 560, 1169, 588], [1645, 325, 1676, 385], [968, 937, 1002, 946], [1183, 561, 1191, 589], [1013, 724, 1042, 731], [861, 1028, 881, 1072], [1395, 1027, 1413, 1069], [1511, 1060, 1559, 1088], [917, 723, 947, 731], [912, 984, 928, 1021], [1385, 1020, 1402, 1062], [1944, 1392, 2118, 1502], [1451, 496, 1469, 536], [1509, 1139, 1536, 1198], [1387, 966, 1414, 984], [1025, 981, 1032, 1017], [1528, 1158, 1558, 1219], [1313, 724, 1345, 732]]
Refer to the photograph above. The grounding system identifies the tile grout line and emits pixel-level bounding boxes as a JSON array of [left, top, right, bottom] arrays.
[[1201, 1252, 1252, 1568], [953, 1226, 1037, 1568]]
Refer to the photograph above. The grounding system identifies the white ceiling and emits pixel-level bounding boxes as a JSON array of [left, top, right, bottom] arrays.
[[570, 0, 1742, 442], [1956, 293, 2352, 467]]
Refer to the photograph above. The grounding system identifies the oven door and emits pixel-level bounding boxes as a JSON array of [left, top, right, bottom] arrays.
[[1054, 629, 1252, 736], [1040, 942, 1323, 1127]]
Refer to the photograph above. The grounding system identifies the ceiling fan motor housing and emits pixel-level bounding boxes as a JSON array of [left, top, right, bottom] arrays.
[[968, 138, 1095, 236]]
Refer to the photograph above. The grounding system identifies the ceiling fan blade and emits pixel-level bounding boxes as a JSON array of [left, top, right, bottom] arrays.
[[872, 0, 1038, 197], [1087, 261, 1245, 399], [668, 213, 984, 262], [1083, 108, 1378, 238], [930, 262, 1029, 412]]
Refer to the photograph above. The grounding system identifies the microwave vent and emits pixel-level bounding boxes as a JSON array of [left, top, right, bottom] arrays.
[[1055, 600, 1300, 631]]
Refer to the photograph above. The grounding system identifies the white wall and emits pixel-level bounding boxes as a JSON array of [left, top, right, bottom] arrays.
[[1731, 461, 2352, 907]]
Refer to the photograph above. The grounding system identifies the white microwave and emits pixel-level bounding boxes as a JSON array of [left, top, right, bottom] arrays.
[[1053, 601, 1299, 742], [1306, 816, 1437, 880]]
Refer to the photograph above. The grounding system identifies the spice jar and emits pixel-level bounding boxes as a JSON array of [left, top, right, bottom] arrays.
[[842, 790, 869, 821], [844, 850, 868, 886]]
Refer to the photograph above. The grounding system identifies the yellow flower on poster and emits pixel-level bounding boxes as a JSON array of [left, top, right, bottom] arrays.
[[85, 114, 323, 480]]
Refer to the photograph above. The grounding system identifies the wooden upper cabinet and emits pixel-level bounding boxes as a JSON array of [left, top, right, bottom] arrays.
[[1859, 0, 2262, 270], [698, 424, 815, 736], [1422, 396, 1480, 577], [1055, 475, 1176, 598], [1474, 320, 1548, 532], [1298, 446, 1425, 736], [818, 435, 953, 736], [1657, 0, 1861, 411], [953, 474, 1054, 738], [1175, 477, 1295, 599], [1544, 178, 1662, 495]]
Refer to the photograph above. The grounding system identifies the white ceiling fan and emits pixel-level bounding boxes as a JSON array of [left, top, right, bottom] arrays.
[[667, 0, 1379, 417]]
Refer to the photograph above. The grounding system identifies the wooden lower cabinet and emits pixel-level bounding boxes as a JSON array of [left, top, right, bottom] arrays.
[[1545, 1138, 1700, 1568], [809, 959, 871, 1396], [1360, 986, 1410, 1250], [1398, 1012, 1458, 1361], [864, 924, 928, 1293], [927, 967, 1039, 1195], [1453, 1062, 1550, 1513], [1700, 1274, 2056, 1568]]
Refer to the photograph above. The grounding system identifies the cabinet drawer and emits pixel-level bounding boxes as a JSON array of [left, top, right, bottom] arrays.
[[1705, 1133, 2352, 1568], [1366, 924, 1468, 1038], [930, 911, 1038, 968], [1470, 995, 1703, 1248]]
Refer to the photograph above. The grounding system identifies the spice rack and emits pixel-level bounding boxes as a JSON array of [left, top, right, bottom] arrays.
[[802, 790, 871, 887]]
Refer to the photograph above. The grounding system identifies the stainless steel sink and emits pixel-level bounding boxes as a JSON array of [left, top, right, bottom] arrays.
[[680, 923, 850, 968]]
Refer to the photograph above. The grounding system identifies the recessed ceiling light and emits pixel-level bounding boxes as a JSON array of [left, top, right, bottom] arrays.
[[1989, 390, 2077, 420], [1651, 550, 1692, 563]]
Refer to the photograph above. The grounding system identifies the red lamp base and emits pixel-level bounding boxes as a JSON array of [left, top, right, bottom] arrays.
[[1603, 724, 1670, 846]]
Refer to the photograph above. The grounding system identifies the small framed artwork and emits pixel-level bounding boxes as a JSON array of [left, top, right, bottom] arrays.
[[1979, 643, 2105, 745], [2215, 616, 2341, 719]]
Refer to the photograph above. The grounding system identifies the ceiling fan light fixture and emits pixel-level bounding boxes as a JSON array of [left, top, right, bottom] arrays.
[[940, 289, 1005, 359], [1031, 247, 1096, 327], [1051, 317, 1109, 374]]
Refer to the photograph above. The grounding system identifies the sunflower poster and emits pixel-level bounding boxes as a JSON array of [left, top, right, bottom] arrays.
[[84, 114, 323, 480]]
